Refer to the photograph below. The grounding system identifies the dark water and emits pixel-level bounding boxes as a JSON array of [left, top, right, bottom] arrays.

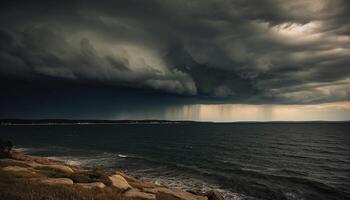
[[1, 123, 349, 200]]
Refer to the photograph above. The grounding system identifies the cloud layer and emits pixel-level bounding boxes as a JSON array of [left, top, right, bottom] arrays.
[[1, 0, 350, 104]]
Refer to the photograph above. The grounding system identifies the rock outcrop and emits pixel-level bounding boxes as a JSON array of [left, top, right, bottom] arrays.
[[154, 188, 208, 200], [124, 189, 156, 200], [0, 150, 224, 200], [2, 166, 32, 173], [41, 164, 74, 173], [40, 178, 74, 185], [109, 174, 132, 191], [76, 182, 106, 189]]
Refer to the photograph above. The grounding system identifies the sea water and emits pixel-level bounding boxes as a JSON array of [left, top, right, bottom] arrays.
[[1, 122, 349, 200]]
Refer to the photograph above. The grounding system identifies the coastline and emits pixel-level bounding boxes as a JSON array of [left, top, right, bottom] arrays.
[[0, 150, 224, 200]]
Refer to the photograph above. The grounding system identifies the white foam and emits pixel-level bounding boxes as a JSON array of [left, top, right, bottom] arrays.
[[13, 147, 32, 152], [129, 171, 245, 200], [45, 156, 82, 166]]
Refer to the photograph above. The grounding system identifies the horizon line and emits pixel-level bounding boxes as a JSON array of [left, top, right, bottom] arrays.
[[1, 118, 350, 124]]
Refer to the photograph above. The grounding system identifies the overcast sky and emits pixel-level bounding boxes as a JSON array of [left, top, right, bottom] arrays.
[[1, 0, 350, 120]]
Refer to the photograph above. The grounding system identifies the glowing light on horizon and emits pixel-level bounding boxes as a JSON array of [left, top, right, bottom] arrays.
[[113, 102, 350, 122]]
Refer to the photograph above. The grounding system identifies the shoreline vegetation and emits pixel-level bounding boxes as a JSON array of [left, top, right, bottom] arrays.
[[0, 140, 224, 200]]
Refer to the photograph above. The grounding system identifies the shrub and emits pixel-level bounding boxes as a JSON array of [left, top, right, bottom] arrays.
[[0, 138, 13, 158]]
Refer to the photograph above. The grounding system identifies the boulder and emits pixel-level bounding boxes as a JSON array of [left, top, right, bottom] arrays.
[[2, 166, 32, 173], [109, 174, 132, 191], [76, 182, 106, 189], [0, 159, 42, 168], [40, 178, 74, 185], [117, 172, 159, 189], [124, 189, 156, 200], [205, 191, 224, 200], [154, 188, 208, 200], [26, 162, 44, 167], [142, 187, 164, 194], [43, 164, 74, 173]]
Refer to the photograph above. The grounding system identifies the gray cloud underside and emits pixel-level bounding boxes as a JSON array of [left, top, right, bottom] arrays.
[[1, 0, 350, 104]]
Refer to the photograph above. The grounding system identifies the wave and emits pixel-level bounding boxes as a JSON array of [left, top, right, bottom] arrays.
[[101, 153, 347, 199], [123, 156, 350, 200], [46, 156, 83, 166], [13, 147, 33, 152]]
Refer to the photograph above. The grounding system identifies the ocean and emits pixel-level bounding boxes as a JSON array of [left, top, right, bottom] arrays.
[[0, 122, 349, 200]]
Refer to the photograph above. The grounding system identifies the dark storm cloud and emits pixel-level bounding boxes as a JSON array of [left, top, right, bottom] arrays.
[[1, 0, 350, 104]]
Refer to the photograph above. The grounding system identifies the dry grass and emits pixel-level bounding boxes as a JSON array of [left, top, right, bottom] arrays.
[[0, 169, 121, 200], [0, 168, 43, 179], [0, 152, 121, 200]]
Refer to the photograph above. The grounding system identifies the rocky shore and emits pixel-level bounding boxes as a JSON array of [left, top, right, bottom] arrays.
[[0, 149, 224, 200]]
